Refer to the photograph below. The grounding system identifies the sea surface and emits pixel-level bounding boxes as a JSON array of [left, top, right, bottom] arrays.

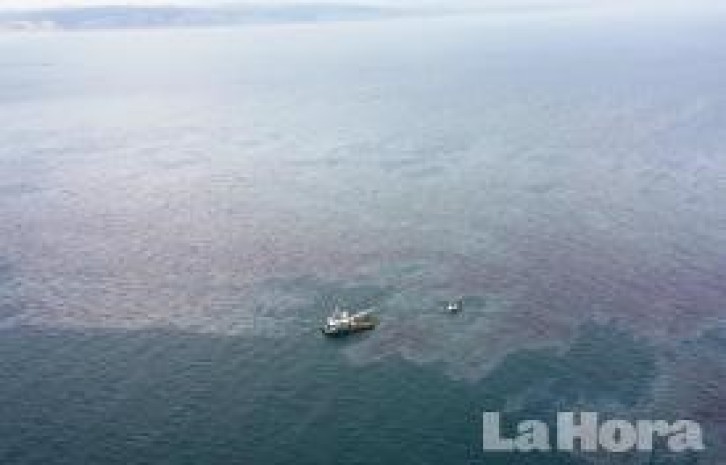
[[0, 6, 725, 464]]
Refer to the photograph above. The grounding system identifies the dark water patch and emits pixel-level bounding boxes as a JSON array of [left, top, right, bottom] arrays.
[[0, 322, 714, 464], [477, 323, 657, 412], [555, 323, 658, 407], [651, 325, 726, 460], [0, 324, 637, 465], [0, 326, 476, 464], [469, 324, 712, 462], [0, 260, 22, 321]]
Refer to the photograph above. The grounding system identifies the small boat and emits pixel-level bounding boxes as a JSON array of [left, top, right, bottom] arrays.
[[321, 307, 377, 336], [447, 299, 463, 314]]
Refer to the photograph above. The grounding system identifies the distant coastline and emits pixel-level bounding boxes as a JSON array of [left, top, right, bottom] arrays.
[[0, 4, 412, 31]]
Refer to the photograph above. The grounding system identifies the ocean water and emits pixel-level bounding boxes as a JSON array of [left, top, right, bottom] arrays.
[[0, 7, 725, 464]]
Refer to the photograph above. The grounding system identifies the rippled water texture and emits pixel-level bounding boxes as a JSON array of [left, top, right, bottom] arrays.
[[0, 7, 725, 464]]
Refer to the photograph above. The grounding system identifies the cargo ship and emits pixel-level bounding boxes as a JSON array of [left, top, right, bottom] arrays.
[[321, 308, 377, 336]]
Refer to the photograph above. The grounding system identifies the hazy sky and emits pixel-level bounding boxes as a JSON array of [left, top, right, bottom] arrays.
[[0, 0, 615, 10], [3, 0, 406, 8], [0, 0, 719, 12], [0, 0, 206, 8]]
